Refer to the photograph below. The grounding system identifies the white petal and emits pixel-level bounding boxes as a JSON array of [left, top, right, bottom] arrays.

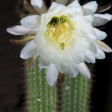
[[67, 0, 80, 8], [84, 55, 92, 63], [94, 43, 105, 59], [58, 61, 68, 73], [39, 57, 50, 69], [93, 28, 107, 40], [74, 38, 89, 52], [74, 23, 96, 44], [48, 2, 58, 12], [95, 49, 105, 59], [77, 62, 91, 78], [85, 49, 95, 63], [74, 25, 96, 43], [20, 15, 41, 29], [50, 4, 66, 14], [92, 13, 112, 27], [82, 1, 98, 15], [20, 40, 37, 59], [96, 40, 112, 53], [60, 7, 75, 17], [46, 63, 58, 86], [34, 24, 45, 45], [56, 0, 69, 5], [78, 53, 84, 60], [71, 54, 83, 64], [88, 34, 96, 43], [72, 15, 93, 24], [89, 43, 97, 53], [31, 0, 47, 14], [68, 63, 79, 77], [7, 25, 37, 35], [67, 0, 83, 15], [72, 7, 83, 15], [67, 0, 75, 5], [84, 15, 94, 23], [76, 23, 96, 42], [83, 31, 96, 43]]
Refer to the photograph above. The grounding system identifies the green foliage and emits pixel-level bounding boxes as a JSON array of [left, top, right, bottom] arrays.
[[26, 57, 91, 112]]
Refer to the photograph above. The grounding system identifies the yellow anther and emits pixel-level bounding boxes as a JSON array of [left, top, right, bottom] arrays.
[[45, 14, 75, 50]]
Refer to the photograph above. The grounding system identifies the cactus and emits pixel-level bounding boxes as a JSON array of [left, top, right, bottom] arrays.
[[26, 56, 92, 112], [7, 0, 111, 112]]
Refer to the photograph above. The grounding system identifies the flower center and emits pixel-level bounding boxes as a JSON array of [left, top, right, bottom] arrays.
[[45, 14, 76, 50]]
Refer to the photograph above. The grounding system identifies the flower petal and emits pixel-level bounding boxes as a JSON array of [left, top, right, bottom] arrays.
[[71, 15, 93, 23], [56, 0, 69, 5], [84, 15, 94, 23], [28, 54, 38, 69], [84, 55, 92, 63], [85, 49, 95, 63], [60, 8, 75, 17], [50, 0, 55, 3], [94, 43, 105, 59], [89, 43, 97, 53], [31, 0, 47, 14], [20, 15, 41, 29], [48, 2, 58, 12], [67, 0, 83, 15], [46, 63, 58, 86], [92, 13, 112, 27], [75, 23, 96, 43], [39, 57, 50, 69], [96, 2, 111, 13], [93, 28, 107, 40], [20, 40, 37, 59], [69, 63, 79, 77], [74, 37, 89, 52], [95, 49, 105, 59], [7, 25, 38, 35], [77, 62, 91, 78], [67, 0, 75, 5], [82, 1, 98, 15], [9, 36, 35, 44], [69, 53, 83, 64], [49, 3, 66, 14], [87, 34, 96, 43], [24, 0, 39, 15], [67, 0, 80, 8], [96, 40, 112, 53]]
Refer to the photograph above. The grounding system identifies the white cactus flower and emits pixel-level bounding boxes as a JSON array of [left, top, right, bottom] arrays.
[[7, 0, 112, 86]]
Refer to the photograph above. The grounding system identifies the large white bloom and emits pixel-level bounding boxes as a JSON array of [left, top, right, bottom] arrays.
[[7, 0, 112, 86]]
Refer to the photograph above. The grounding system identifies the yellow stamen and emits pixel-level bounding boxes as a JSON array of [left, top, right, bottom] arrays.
[[45, 14, 76, 50]]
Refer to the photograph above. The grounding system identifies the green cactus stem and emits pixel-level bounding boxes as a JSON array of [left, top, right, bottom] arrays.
[[26, 56, 91, 112]]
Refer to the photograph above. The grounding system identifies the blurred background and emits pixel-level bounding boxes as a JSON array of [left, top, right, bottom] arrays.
[[0, 0, 112, 112]]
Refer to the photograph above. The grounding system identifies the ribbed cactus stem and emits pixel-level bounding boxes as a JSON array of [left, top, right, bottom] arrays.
[[61, 74, 91, 112], [26, 57, 56, 112], [26, 57, 91, 112]]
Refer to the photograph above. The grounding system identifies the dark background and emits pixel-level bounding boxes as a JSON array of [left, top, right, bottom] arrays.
[[0, 0, 112, 112]]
